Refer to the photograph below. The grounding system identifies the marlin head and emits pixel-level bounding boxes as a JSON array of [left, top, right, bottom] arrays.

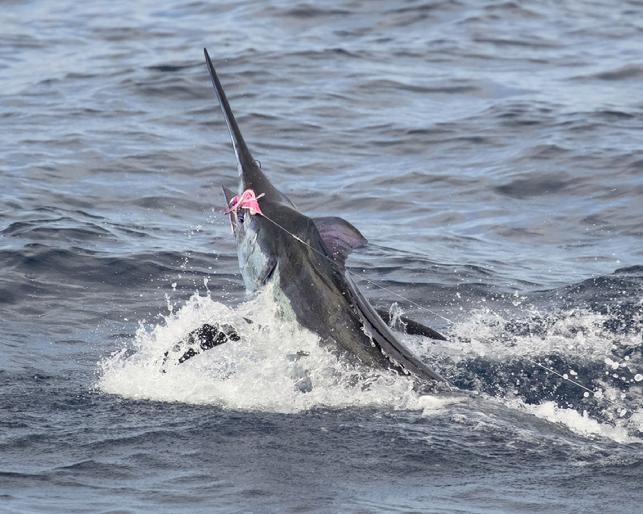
[[205, 48, 299, 293]]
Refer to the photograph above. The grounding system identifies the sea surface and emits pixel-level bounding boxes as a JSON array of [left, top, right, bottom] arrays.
[[1, 1, 642, 512]]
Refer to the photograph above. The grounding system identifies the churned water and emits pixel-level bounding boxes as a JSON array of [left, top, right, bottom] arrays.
[[1, 1, 642, 512]]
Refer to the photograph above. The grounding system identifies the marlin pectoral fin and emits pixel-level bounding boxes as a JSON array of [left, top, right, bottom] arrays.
[[376, 309, 447, 341], [258, 256, 278, 284], [312, 216, 367, 268]]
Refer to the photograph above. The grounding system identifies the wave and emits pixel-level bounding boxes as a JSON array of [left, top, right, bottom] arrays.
[[440, 304, 641, 435], [97, 288, 642, 443]]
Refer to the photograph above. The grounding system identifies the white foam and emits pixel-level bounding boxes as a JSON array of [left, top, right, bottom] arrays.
[[506, 399, 638, 444], [97, 293, 640, 443], [98, 291, 462, 414], [436, 306, 643, 443], [445, 306, 641, 362]]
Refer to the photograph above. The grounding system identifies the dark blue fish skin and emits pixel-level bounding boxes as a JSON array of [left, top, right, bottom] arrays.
[[205, 48, 446, 382]]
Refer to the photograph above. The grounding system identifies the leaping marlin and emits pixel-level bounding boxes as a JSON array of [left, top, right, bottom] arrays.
[[169, 49, 448, 385]]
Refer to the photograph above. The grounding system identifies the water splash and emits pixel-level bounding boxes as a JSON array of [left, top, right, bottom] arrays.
[[98, 291, 460, 414], [98, 292, 641, 442], [434, 304, 642, 440]]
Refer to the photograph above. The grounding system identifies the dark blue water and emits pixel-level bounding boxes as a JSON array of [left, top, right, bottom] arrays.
[[2, 1, 642, 512]]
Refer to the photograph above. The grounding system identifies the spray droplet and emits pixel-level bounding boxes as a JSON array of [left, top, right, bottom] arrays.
[[634, 374, 642, 382]]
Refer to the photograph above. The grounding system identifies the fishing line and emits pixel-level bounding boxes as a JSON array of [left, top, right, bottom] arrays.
[[253, 203, 613, 401], [524, 358, 595, 395], [168, 191, 618, 404], [258, 212, 454, 323]]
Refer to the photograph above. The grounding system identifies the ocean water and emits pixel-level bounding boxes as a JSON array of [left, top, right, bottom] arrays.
[[1, 0, 642, 512]]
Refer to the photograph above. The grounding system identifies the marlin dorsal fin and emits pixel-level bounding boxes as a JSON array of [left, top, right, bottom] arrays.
[[313, 216, 367, 268]]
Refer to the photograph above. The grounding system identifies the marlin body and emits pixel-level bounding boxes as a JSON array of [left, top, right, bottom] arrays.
[[203, 49, 446, 384]]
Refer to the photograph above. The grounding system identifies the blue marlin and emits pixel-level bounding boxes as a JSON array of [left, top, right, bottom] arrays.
[[195, 48, 447, 384]]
